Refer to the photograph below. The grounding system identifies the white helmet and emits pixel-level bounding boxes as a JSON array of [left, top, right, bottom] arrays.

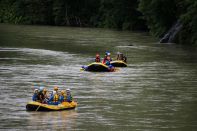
[[66, 88, 71, 92], [34, 89, 38, 93], [52, 91, 56, 95]]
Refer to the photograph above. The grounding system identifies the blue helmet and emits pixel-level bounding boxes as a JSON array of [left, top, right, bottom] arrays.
[[105, 51, 110, 56], [39, 86, 44, 91]]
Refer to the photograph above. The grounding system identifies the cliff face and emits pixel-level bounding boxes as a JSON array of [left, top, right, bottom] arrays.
[[160, 17, 197, 45], [139, 0, 197, 45]]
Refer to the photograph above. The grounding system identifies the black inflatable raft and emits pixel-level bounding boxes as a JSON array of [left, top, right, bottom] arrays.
[[81, 62, 114, 72], [110, 60, 127, 67]]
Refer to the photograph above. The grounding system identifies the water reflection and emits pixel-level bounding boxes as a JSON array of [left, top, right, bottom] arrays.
[[27, 110, 78, 130]]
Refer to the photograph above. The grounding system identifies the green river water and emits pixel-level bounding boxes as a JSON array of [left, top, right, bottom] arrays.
[[0, 24, 197, 131]]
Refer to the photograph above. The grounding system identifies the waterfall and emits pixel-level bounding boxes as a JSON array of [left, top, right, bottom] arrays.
[[160, 20, 183, 43]]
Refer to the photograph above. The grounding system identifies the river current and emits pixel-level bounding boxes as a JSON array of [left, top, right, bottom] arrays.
[[0, 24, 197, 130]]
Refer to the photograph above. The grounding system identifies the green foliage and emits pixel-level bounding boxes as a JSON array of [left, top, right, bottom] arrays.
[[0, 0, 196, 44], [0, 0, 24, 24], [0, 0, 146, 30], [21, 0, 53, 25], [139, 0, 177, 37], [97, 0, 147, 30], [178, 0, 197, 44]]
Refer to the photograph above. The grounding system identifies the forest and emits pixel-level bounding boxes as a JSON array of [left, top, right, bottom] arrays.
[[0, 0, 196, 45]]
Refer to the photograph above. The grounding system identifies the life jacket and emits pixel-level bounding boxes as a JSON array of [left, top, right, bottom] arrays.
[[123, 56, 127, 63], [95, 57, 100, 62], [38, 91, 44, 101], [67, 95, 73, 102], [53, 94, 59, 102], [43, 93, 48, 99], [61, 94, 67, 102], [102, 58, 107, 64], [32, 93, 38, 101], [105, 60, 111, 66]]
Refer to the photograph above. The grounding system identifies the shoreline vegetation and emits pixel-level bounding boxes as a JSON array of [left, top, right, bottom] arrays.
[[0, 0, 196, 45]]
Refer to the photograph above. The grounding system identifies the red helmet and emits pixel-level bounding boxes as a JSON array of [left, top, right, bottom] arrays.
[[96, 53, 100, 57]]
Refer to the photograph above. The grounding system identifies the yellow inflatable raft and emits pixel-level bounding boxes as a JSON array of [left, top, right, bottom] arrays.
[[26, 101, 77, 111]]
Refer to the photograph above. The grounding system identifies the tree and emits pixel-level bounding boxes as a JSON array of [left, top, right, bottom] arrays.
[[139, 0, 177, 37]]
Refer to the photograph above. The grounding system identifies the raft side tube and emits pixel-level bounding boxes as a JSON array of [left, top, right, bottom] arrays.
[[26, 101, 77, 111], [110, 60, 127, 67], [83, 62, 111, 72]]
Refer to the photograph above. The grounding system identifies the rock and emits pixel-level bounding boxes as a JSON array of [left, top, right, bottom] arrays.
[[127, 44, 133, 46]]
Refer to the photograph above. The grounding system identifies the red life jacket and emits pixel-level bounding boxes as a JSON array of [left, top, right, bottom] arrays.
[[102, 58, 107, 64], [95, 57, 100, 62]]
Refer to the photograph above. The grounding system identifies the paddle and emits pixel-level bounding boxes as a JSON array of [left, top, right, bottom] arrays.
[[35, 104, 41, 111]]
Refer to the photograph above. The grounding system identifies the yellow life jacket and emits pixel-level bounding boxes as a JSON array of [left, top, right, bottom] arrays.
[[63, 94, 67, 102], [53, 94, 59, 102]]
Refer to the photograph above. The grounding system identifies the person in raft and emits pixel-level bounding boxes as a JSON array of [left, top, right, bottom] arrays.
[[117, 52, 127, 63], [53, 86, 59, 94], [32, 89, 39, 101], [38, 86, 45, 103], [105, 55, 115, 71], [102, 51, 112, 64], [105, 55, 111, 66], [95, 53, 100, 62], [59, 90, 67, 103], [47, 86, 60, 105], [59, 89, 73, 102], [32, 86, 49, 103], [48, 91, 60, 105], [42, 88, 49, 103], [65, 88, 73, 102]]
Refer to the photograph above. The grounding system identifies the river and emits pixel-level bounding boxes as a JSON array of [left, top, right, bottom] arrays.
[[0, 24, 197, 131]]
